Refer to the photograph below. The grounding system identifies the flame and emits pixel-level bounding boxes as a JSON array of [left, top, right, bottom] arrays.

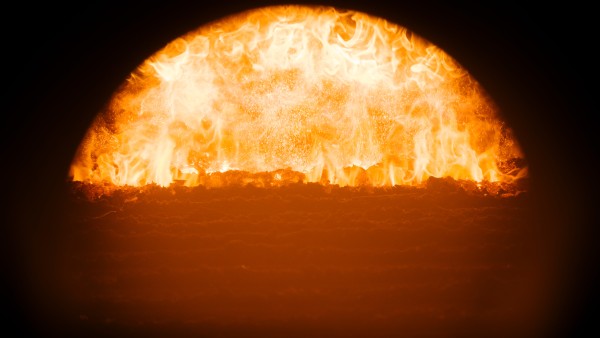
[[70, 5, 526, 188]]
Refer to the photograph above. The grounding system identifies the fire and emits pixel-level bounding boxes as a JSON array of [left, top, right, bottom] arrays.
[[69, 5, 526, 188]]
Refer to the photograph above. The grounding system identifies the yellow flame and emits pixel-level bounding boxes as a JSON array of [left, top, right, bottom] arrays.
[[70, 5, 526, 188]]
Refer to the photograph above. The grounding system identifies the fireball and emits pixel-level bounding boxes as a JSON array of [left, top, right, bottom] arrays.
[[69, 5, 526, 188]]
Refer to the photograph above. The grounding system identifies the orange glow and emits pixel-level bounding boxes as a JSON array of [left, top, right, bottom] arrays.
[[69, 5, 526, 188]]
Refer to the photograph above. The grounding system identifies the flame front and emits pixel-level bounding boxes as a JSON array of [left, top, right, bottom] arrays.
[[70, 5, 526, 188]]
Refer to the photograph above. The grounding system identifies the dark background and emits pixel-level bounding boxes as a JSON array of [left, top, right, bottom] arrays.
[[3, 1, 597, 337]]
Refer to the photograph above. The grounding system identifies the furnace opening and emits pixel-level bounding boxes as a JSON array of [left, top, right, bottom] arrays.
[[69, 5, 527, 192]]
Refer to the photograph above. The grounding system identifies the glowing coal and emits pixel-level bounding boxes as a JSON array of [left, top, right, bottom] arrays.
[[64, 180, 532, 337]]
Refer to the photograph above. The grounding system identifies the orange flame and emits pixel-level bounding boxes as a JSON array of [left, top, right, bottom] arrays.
[[70, 5, 526, 188]]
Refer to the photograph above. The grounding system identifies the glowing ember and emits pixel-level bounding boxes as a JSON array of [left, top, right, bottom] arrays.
[[69, 5, 526, 188]]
